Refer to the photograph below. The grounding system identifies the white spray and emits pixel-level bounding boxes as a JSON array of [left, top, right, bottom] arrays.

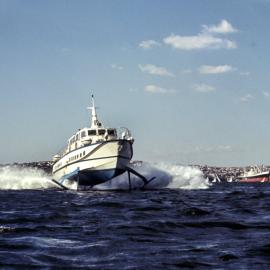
[[95, 162, 210, 190], [0, 162, 210, 190], [0, 166, 54, 190]]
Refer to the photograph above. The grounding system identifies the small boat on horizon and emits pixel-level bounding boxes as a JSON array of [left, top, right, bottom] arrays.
[[236, 166, 270, 183]]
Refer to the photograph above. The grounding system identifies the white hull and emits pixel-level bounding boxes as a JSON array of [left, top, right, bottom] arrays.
[[52, 140, 133, 188]]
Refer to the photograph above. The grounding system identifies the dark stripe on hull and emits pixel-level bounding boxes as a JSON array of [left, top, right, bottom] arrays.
[[65, 168, 126, 186]]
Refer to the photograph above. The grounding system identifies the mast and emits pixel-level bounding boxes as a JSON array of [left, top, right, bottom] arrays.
[[87, 94, 103, 128]]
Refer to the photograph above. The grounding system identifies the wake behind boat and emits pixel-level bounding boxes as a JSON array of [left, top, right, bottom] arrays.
[[52, 95, 135, 189]]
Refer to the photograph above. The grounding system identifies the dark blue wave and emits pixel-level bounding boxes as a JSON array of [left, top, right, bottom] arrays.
[[0, 185, 270, 269]]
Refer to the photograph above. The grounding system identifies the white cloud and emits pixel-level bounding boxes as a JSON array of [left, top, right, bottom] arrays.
[[193, 83, 216, 93], [111, 64, 123, 70], [163, 33, 236, 50], [139, 40, 160, 49], [61, 47, 71, 53], [195, 145, 233, 153], [144, 84, 175, 94], [163, 19, 238, 51], [240, 94, 253, 102], [202, 20, 238, 34], [217, 145, 233, 151], [240, 71, 250, 76], [263, 91, 270, 98], [199, 65, 234, 74], [139, 64, 174, 77]]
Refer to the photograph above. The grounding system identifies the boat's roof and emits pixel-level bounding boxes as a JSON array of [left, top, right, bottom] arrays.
[[68, 127, 116, 142], [67, 95, 119, 143]]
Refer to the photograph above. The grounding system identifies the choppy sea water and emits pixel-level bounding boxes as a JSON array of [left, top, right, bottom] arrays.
[[0, 164, 270, 269]]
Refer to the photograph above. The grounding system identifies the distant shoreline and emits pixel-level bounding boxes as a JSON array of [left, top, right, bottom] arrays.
[[1, 161, 268, 182]]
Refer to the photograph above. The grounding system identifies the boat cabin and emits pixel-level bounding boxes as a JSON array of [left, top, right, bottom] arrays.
[[53, 95, 133, 163], [67, 127, 117, 152]]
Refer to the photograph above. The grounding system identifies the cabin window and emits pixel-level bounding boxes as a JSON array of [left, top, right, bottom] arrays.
[[108, 129, 116, 136], [81, 131, 86, 138], [98, 129, 105, 135], [88, 130, 97, 136], [83, 151, 85, 155], [76, 134, 79, 140]]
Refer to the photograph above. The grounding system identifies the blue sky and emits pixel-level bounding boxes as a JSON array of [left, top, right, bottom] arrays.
[[1, 0, 270, 166]]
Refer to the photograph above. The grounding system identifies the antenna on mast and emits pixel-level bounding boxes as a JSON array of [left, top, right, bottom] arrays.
[[87, 93, 102, 128]]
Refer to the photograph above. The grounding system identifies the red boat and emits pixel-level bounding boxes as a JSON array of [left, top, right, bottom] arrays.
[[237, 167, 270, 183]]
